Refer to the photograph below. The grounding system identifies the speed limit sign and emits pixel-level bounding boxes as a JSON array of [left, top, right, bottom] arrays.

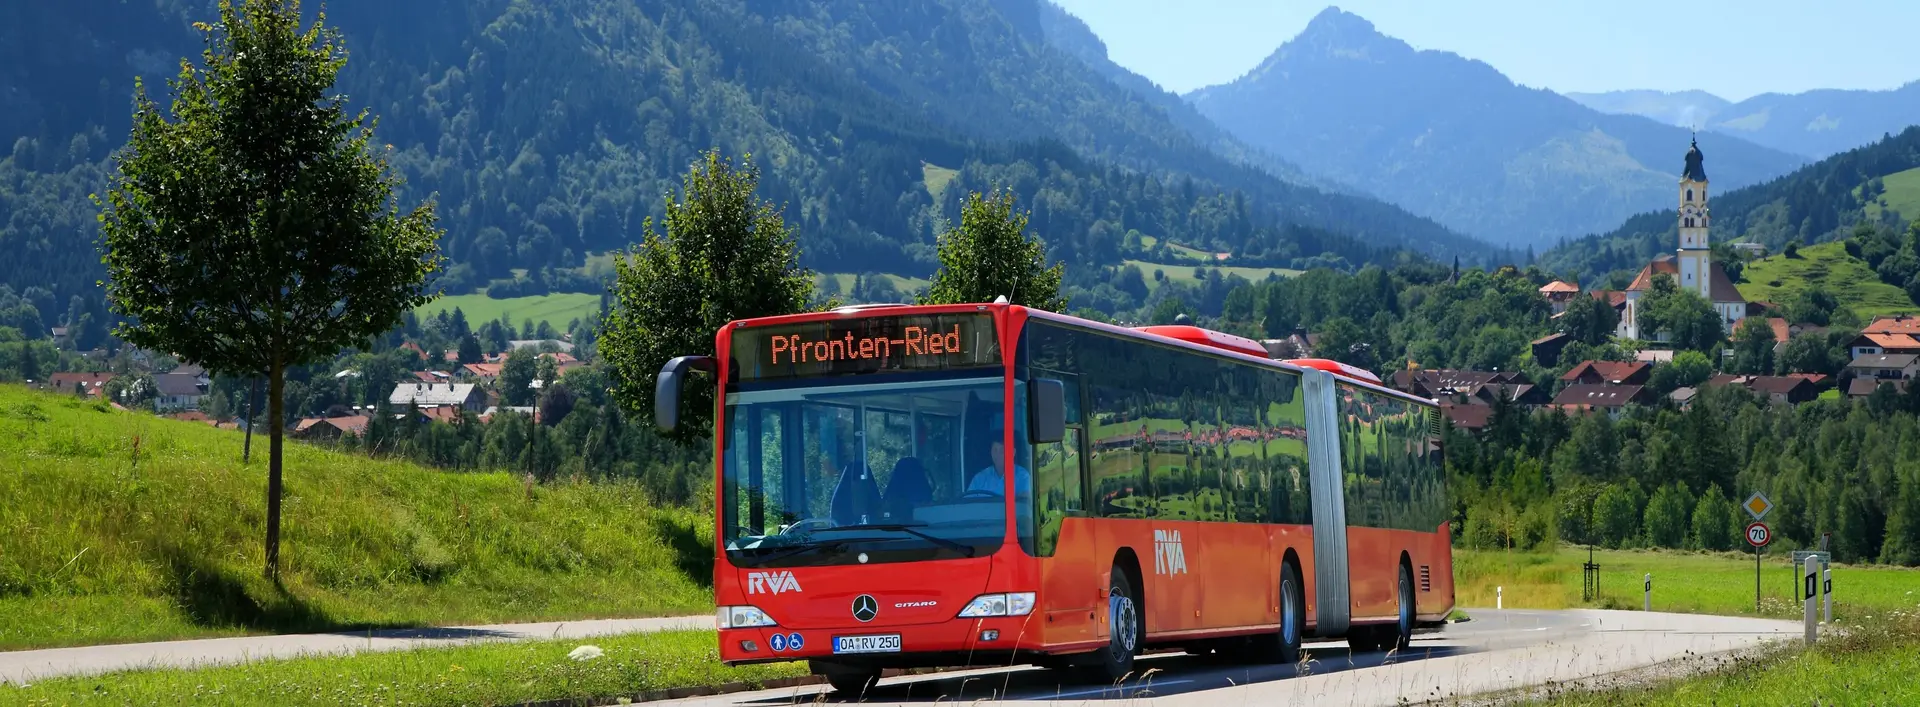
[[1746, 521, 1771, 548]]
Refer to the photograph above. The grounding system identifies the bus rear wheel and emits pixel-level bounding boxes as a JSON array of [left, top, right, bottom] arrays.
[[1255, 561, 1304, 663]]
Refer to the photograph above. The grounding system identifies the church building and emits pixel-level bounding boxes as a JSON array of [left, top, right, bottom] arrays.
[[1616, 139, 1750, 340]]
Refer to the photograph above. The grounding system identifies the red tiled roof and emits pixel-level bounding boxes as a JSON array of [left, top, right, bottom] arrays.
[[463, 363, 503, 377], [49, 372, 115, 394], [1625, 259, 1679, 291], [1539, 281, 1580, 294], [1864, 316, 1920, 336], [1847, 378, 1909, 397], [1858, 332, 1920, 350], [1766, 317, 1790, 344], [1560, 360, 1650, 383]]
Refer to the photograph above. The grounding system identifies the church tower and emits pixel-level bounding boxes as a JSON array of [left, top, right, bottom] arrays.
[[1675, 137, 1712, 301]]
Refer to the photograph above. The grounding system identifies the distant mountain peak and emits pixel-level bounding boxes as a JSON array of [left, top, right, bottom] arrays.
[[1300, 6, 1377, 41]]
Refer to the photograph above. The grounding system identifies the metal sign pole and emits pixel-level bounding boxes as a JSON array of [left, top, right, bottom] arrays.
[[1754, 542, 1761, 612]]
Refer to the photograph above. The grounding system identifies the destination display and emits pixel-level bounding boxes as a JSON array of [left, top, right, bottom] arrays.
[[731, 313, 1000, 381]]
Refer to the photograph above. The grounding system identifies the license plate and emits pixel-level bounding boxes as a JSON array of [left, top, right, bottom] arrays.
[[832, 634, 902, 654]]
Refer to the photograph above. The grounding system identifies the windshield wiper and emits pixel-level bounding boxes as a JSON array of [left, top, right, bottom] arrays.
[[826, 522, 978, 557], [739, 537, 852, 565]]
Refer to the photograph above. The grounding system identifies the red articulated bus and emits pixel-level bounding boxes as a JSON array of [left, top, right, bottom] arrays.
[[654, 302, 1453, 695]]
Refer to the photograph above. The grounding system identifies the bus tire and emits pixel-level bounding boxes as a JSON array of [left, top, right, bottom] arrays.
[[818, 663, 880, 697], [1277, 561, 1305, 662], [1093, 567, 1141, 682], [1391, 563, 1415, 652], [1252, 560, 1305, 663]]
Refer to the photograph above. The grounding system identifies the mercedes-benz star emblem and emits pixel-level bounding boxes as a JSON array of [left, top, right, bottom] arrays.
[[851, 595, 879, 623]]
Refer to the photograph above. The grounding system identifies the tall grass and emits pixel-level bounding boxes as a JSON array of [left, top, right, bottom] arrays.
[[1455, 546, 1920, 619], [0, 386, 714, 650]]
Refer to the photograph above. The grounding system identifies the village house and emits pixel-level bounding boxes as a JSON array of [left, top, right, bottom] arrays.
[[1705, 374, 1824, 406], [1550, 384, 1650, 415], [1846, 377, 1908, 399], [1844, 353, 1920, 382], [1538, 281, 1580, 315], [1529, 333, 1571, 366], [48, 371, 114, 397], [151, 364, 211, 412], [388, 382, 486, 413], [1846, 316, 1920, 359], [292, 415, 370, 441], [1560, 360, 1651, 386]]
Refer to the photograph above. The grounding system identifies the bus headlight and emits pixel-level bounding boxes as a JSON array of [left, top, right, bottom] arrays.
[[957, 592, 1036, 618], [717, 605, 778, 629]]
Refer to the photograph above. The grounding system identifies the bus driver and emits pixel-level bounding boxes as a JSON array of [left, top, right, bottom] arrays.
[[967, 419, 1031, 497]]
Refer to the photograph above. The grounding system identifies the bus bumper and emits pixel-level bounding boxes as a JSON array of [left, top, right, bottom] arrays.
[[719, 616, 1046, 667]]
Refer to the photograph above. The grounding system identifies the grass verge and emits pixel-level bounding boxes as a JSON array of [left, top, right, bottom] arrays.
[[0, 386, 713, 651], [1455, 546, 1919, 619], [0, 629, 803, 706], [1517, 606, 1920, 705]]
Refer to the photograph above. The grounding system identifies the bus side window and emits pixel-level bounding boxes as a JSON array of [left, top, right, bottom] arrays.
[[1034, 427, 1084, 557]]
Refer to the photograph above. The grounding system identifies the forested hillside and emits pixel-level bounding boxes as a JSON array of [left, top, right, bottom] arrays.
[[1541, 125, 1920, 288], [0, 0, 1488, 335]]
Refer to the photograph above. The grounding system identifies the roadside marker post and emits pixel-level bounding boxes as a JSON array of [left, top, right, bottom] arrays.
[[1823, 567, 1832, 624], [1643, 573, 1651, 612], [1802, 554, 1820, 645], [1496, 586, 1503, 610]]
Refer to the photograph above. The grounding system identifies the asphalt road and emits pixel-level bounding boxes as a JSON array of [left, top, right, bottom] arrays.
[[0, 616, 711, 684], [664, 609, 1798, 706]]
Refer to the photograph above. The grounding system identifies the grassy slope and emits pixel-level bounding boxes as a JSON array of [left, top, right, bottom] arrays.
[[1456, 547, 1919, 619], [920, 162, 959, 202], [1122, 260, 1303, 291], [414, 293, 602, 333], [1, 630, 805, 706], [1735, 241, 1918, 317], [1864, 165, 1920, 221], [0, 386, 712, 651]]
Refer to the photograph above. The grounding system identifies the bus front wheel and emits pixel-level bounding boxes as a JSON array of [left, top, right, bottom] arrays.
[[1091, 567, 1141, 682], [814, 662, 880, 697]]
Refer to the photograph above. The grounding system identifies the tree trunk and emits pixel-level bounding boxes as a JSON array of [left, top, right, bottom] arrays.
[[243, 377, 259, 463], [264, 363, 285, 581]]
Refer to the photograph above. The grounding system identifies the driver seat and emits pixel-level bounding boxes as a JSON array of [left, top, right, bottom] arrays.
[[829, 462, 882, 525], [882, 457, 932, 522]]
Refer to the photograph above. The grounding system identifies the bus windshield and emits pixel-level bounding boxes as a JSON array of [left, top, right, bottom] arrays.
[[720, 376, 1020, 567]]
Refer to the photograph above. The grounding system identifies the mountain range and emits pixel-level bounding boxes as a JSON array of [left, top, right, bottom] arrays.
[[1184, 7, 1808, 247], [0, 0, 1487, 327], [1570, 83, 1920, 160]]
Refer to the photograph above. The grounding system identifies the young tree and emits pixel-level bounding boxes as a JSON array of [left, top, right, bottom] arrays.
[[1691, 484, 1739, 551], [1729, 317, 1775, 374], [919, 189, 1067, 311], [499, 348, 536, 406], [1643, 482, 1694, 549], [95, 0, 442, 579], [1637, 274, 1722, 353], [601, 150, 813, 439], [1593, 484, 1641, 548], [1777, 332, 1837, 375]]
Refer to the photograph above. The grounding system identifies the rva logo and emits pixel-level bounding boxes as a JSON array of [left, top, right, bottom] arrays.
[[746, 571, 803, 595], [1153, 529, 1188, 575]]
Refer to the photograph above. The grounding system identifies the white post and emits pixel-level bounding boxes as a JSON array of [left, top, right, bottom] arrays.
[[1822, 566, 1832, 624], [1643, 573, 1651, 612], [1497, 586, 1503, 610], [1802, 556, 1819, 645]]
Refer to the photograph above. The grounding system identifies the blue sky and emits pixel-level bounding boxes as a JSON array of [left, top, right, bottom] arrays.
[[1050, 1, 1920, 102]]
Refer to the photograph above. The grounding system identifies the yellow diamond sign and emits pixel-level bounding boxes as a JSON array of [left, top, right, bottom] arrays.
[[1744, 492, 1773, 520]]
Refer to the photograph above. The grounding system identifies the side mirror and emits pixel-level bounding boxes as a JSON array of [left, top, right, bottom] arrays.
[[1029, 378, 1065, 444], [654, 355, 716, 434]]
